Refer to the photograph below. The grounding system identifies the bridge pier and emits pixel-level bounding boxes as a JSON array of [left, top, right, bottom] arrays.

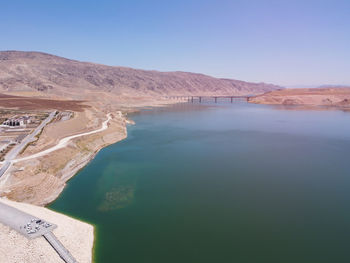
[[184, 95, 249, 103]]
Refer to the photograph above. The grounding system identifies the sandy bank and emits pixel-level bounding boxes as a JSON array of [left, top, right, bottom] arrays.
[[0, 198, 93, 263], [0, 98, 183, 206], [249, 87, 350, 108], [0, 109, 128, 206], [0, 98, 182, 262]]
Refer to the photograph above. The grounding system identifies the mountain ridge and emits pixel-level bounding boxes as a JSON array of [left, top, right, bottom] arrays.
[[0, 50, 282, 100]]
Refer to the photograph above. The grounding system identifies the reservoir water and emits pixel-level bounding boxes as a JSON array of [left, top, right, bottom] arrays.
[[50, 102, 350, 263]]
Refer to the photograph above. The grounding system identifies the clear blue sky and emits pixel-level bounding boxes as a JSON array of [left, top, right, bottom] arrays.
[[1, 0, 350, 86]]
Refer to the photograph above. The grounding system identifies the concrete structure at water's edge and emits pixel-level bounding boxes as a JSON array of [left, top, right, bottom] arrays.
[[0, 201, 56, 239], [0, 198, 93, 263], [0, 200, 78, 263]]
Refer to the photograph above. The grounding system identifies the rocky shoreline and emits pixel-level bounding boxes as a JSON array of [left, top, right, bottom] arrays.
[[248, 87, 350, 108], [0, 109, 128, 262]]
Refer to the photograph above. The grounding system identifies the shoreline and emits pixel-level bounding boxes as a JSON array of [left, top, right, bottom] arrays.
[[37, 99, 350, 206], [248, 87, 350, 109], [41, 102, 181, 206], [0, 109, 147, 262], [2, 99, 349, 262], [44, 102, 182, 262], [0, 110, 126, 263], [248, 100, 350, 110], [2, 98, 347, 206], [0, 108, 128, 206], [0, 99, 184, 205]]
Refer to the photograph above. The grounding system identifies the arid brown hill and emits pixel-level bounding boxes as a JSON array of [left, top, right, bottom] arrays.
[[0, 51, 280, 100], [249, 87, 350, 107]]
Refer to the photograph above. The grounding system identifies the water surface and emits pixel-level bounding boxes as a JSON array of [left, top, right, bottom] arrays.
[[50, 102, 350, 263]]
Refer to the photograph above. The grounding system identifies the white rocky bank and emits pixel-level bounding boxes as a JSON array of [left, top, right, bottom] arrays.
[[0, 198, 93, 263]]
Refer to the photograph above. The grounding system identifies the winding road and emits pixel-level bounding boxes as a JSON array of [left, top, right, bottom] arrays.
[[13, 113, 112, 163]]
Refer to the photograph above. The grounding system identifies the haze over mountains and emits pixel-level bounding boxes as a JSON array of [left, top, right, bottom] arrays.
[[0, 51, 281, 100]]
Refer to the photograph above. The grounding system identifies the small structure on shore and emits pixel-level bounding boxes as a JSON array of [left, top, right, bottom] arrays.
[[2, 116, 32, 127]]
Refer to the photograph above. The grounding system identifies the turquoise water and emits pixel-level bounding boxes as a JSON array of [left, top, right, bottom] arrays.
[[50, 102, 350, 263]]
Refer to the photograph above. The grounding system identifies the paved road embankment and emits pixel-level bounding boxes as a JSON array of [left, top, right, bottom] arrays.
[[0, 111, 56, 178]]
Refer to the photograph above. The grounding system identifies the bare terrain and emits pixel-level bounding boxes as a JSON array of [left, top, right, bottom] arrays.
[[0, 51, 280, 100], [0, 108, 127, 205], [249, 87, 350, 107], [0, 93, 88, 111]]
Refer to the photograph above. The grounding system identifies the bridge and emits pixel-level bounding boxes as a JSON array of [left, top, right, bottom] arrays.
[[165, 95, 252, 103]]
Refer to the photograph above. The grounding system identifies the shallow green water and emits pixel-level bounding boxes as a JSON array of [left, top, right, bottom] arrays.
[[50, 102, 350, 263]]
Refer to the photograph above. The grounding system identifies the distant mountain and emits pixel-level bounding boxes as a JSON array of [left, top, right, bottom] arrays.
[[0, 51, 281, 100], [318, 84, 350, 89]]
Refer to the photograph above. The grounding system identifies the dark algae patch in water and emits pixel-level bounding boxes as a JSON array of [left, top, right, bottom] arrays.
[[50, 102, 350, 263], [98, 175, 136, 212]]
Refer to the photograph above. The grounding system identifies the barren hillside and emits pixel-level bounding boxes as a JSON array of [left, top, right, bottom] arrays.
[[0, 51, 280, 100], [249, 87, 350, 107]]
